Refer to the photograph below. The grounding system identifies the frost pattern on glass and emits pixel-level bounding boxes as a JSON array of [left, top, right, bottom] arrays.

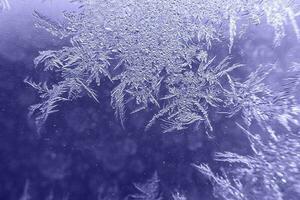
[[194, 123, 300, 200], [27, 0, 300, 132], [192, 163, 246, 200], [172, 192, 186, 200], [26, 1, 300, 199], [129, 172, 162, 200]]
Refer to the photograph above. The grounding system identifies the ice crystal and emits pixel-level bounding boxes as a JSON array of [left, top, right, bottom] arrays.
[[27, 0, 300, 132], [192, 163, 246, 200], [194, 123, 300, 200], [0, 0, 9, 11], [172, 192, 186, 200], [146, 56, 242, 133], [19, 180, 31, 200], [223, 64, 291, 128], [129, 172, 162, 200], [26, 1, 300, 198]]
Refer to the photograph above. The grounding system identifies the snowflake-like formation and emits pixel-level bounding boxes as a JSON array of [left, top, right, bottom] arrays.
[[26, 1, 300, 199], [27, 0, 300, 133]]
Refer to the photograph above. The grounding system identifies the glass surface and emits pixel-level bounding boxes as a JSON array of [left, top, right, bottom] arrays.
[[0, 1, 300, 200]]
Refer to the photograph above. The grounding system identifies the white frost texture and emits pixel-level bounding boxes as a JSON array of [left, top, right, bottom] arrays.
[[25, 0, 300, 199]]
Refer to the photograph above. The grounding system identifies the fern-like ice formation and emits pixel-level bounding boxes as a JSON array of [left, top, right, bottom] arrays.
[[26, 2, 300, 198], [27, 0, 300, 133], [193, 122, 300, 200], [129, 172, 162, 200]]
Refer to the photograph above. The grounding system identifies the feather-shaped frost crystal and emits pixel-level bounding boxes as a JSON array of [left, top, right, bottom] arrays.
[[27, 0, 300, 131], [130, 172, 162, 200], [22, 0, 300, 199]]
